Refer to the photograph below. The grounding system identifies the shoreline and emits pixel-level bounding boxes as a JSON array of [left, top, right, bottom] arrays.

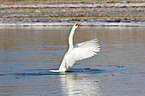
[[0, 22, 145, 27]]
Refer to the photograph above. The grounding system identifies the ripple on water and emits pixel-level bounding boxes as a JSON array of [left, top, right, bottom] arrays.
[[0, 68, 104, 77]]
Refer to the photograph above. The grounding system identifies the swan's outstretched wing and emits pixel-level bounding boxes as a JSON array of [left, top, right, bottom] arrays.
[[49, 39, 100, 72], [72, 38, 100, 62]]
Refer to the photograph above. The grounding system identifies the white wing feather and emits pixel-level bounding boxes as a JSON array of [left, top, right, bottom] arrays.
[[67, 39, 100, 67]]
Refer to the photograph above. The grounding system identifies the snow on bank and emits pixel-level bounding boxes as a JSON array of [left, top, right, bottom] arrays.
[[0, 3, 145, 8]]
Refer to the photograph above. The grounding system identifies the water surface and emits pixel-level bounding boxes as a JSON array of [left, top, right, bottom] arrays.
[[0, 26, 145, 96]]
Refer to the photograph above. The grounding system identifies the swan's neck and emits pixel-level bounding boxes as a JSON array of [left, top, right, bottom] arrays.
[[68, 26, 77, 53]]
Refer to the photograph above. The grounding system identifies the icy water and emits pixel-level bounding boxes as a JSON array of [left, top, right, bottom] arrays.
[[0, 26, 145, 96]]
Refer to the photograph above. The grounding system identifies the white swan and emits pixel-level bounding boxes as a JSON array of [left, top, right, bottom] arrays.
[[50, 23, 100, 72]]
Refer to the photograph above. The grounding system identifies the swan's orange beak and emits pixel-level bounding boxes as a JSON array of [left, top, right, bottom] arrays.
[[77, 23, 81, 26]]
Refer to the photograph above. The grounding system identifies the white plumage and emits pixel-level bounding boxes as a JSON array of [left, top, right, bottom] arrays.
[[50, 23, 100, 72]]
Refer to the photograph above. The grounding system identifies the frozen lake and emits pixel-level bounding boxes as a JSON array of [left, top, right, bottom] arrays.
[[0, 26, 145, 96]]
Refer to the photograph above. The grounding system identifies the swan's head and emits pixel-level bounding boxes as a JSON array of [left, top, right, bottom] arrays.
[[73, 23, 81, 29], [75, 23, 81, 26]]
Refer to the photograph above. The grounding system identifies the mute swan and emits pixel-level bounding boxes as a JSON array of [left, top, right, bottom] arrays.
[[50, 23, 100, 72]]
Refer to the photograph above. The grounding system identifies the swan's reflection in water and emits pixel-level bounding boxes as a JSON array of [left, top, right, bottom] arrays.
[[59, 72, 102, 96]]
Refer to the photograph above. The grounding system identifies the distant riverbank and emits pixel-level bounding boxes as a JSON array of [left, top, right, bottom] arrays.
[[0, 0, 145, 24]]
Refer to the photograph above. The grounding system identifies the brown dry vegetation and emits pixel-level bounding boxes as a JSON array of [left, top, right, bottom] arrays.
[[1, 0, 145, 3]]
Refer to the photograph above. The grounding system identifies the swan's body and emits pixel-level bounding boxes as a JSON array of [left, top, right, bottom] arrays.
[[50, 23, 100, 72]]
